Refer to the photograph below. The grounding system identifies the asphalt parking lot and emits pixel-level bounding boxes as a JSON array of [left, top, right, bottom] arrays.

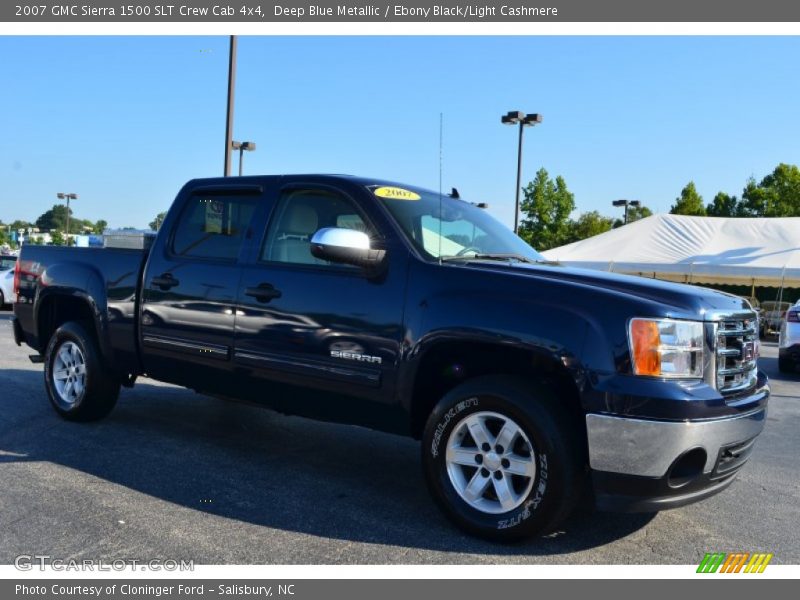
[[0, 310, 798, 565]]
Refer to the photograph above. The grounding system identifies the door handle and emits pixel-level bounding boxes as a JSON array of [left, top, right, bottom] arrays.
[[151, 273, 179, 290], [245, 283, 282, 302]]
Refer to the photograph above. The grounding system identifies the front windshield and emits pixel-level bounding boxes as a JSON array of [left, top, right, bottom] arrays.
[[373, 186, 545, 262]]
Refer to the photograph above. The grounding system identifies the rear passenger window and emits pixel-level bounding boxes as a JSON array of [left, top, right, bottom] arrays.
[[172, 196, 257, 260]]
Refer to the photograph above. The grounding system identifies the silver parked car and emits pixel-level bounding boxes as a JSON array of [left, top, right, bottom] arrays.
[[0, 257, 16, 307]]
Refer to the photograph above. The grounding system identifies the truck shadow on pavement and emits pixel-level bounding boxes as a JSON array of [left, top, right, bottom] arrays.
[[0, 365, 656, 557]]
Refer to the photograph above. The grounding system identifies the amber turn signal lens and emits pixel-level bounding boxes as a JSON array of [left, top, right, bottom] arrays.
[[630, 319, 661, 376]]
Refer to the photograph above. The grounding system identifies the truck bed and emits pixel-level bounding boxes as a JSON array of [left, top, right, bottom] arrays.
[[14, 245, 148, 375]]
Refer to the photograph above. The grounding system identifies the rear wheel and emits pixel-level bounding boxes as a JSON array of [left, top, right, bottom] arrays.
[[44, 322, 120, 421], [422, 375, 585, 542], [0, 289, 5, 307], [778, 355, 795, 373]]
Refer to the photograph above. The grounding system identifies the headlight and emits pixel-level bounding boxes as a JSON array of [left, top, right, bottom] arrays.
[[628, 318, 704, 378]]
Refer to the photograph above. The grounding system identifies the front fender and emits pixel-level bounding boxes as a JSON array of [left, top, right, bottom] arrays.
[[397, 288, 616, 414]]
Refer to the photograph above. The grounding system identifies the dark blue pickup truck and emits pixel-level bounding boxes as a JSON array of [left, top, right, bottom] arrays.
[[11, 175, 769, 540]]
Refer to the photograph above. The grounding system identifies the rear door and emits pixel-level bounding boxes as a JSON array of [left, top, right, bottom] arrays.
[[233, 181, 408, 404], [140, 185, 266, 392]]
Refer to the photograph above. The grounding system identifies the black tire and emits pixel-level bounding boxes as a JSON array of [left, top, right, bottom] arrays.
[[44, 321, 120, 421], [0, 289, 5, 308], [422, 375, 585, 542], [778, 356, 794, 373]]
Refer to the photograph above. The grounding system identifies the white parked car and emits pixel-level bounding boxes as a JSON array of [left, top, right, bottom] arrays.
[[0, 264, 15, 307], [778, 302, 800, 373]]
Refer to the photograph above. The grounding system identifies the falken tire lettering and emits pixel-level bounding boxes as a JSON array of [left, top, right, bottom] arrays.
[[430, 397, 479, 458]]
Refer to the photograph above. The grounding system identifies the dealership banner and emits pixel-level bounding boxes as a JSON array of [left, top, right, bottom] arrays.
[[4, 0, 800, 22], [3, 579, 797, 599]]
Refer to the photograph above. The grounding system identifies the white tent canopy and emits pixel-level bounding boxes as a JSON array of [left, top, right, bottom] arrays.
[[541, 214, 800, 287]]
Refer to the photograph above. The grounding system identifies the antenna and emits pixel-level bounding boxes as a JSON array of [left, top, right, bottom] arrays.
[[438, 112, 443, 263]]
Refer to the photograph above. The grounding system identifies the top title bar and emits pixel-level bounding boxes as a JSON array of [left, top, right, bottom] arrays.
[[4, 0, 800, 22]]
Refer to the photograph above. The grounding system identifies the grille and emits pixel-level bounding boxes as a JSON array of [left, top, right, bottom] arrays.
[[716, 315, 758, 395]]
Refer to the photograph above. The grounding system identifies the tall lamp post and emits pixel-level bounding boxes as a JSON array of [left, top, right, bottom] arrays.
[[501, 111, 543, 234], [612, 199, 640, 225], [56, 192, 78, 245], [231, 141, 256, 176], [223, 35, 238, 177]]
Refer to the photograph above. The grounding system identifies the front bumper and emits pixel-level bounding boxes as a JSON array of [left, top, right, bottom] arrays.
[[587, 407, 766, 512]]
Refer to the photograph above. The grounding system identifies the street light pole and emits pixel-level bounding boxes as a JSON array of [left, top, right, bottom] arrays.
[[56, 192, 78, 245], [223, 35, 238, 177], [514, 121, 524, 235], [231, 141, 257, 176], [502, 111, 543, 235], [612, 199, 641, 225]]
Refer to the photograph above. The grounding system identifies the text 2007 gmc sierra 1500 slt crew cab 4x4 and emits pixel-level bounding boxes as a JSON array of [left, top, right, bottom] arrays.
[[11, 175, 769, 541]]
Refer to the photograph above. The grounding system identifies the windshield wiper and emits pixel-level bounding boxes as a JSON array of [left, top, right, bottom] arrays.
[[440, 253, 539, 264]]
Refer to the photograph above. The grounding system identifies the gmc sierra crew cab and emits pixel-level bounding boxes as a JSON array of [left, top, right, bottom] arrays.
[[11, 175, 769, 541]]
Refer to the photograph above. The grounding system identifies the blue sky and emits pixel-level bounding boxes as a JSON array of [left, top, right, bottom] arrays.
[[1, 36, 799, 230]]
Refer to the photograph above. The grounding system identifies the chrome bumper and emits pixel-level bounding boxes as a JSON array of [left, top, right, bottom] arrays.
[[586, 408, 767, 478]]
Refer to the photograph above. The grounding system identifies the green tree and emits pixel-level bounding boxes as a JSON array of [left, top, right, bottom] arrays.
[[35, 204, 73, 232], [518, 168, 575, 251], [739, 163, 800, 217], [9, 220, 32, 233], [567, 211, 614, 243], [149, 212, 167, 231], [93, 220, 108, 234], [613, 204, 653, 228], [706, 192, 739, 217], [76, 219, 94, 233], [50, 230, 66, 246], [627, 204, 653, 223], [670, 182, 706, 216]]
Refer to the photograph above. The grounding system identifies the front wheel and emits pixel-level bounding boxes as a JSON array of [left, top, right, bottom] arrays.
[[422, 375, 585, 542], [44, 322, 120, 421]]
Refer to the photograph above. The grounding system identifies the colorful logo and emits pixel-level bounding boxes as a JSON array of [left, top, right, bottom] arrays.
[[697, 552, 773, 573]]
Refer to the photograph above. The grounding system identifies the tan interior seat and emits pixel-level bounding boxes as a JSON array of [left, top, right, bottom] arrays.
[[272, 204, 324, 264]]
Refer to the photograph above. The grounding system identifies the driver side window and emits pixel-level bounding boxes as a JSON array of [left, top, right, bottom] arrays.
[[262, 188, 373, 266]]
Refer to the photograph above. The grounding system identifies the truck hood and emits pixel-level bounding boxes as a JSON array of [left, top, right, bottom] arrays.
[[462, 260, 752, 320]]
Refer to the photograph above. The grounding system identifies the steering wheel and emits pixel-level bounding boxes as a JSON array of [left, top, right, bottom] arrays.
[[456, 246, 482, 257]]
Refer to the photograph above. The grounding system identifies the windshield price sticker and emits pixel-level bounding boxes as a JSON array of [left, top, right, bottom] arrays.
[[373, 186, 421, 201]]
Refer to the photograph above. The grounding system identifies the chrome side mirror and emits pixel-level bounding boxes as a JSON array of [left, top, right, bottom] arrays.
[[310, 228, 386, 270]]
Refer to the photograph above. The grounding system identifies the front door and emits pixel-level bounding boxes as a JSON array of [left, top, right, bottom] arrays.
[[233, 183, 407, 405]]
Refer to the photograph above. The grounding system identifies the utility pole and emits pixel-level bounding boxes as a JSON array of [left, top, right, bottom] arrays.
[[231, 141, 256, 176], [223, 35, 238, 177], [612, 199, 641, 225], [56, 192, 78, 246], [501, 111, 543, 234]]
